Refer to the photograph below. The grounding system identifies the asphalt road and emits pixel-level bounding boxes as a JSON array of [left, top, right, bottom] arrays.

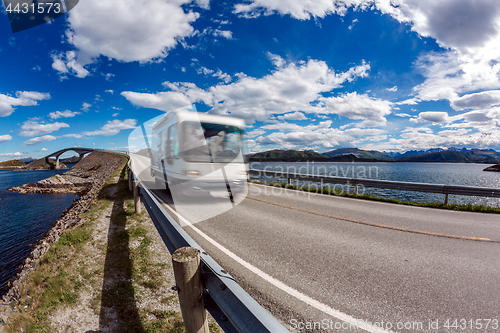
[[130, 154, 500, 333]]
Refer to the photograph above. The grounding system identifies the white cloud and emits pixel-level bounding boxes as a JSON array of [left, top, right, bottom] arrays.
[[320, 92, 392, 126], [451, 90, 500, 110], [123, 57, 372, 123], [348, 18, 358, 30], [197, 66, 214, 75], [41, 148, 48, 151], [51, 51, 90, 78], [234, 0, 500, 116], [410, 111, 450, 124], [246, 129, 266, 138], [392, 126, 500, 150], [386, 86, 398, 92], [0, 152, 23, 157], [82, 119, 137, 137], [213, 29, 233, 39], [0, 91, 50, 117], [82, 102, 92, 111], [19, 120, 70, 137], [255, 121, 386, 151], [112, 113, 119, 117], [213, 69, 232, 83], [23, 135, 57, 146], [49, 110, 81, 119], [233, 0, 371, 20], [277, 112, 307, 120], [56, 0, 202, 77], [105, 90, 114, 94], [0, 134, 12, 144], [123, 56, 376, 124]]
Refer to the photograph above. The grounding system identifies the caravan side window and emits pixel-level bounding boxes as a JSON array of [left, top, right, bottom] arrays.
[[167, 124, 178, 158], [158, 131, 164, 154]]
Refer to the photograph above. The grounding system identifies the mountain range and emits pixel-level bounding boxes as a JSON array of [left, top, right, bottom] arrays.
[[248, 148, 500, 163]]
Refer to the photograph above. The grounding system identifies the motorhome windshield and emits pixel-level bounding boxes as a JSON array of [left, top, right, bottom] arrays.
[[180, 121, 243, 163]]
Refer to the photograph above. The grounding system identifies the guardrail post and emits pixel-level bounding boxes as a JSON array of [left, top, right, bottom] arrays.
[[288, 178, 291, 186], [444, 193, 449, 205], [354, 184, 359, 195], [134, 181, 141, 214], [172, 247, 209, 333]]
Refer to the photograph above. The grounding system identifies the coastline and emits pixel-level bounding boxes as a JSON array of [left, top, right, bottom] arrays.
[[0, 152, 125, 325], [0, 154, 221, 332]]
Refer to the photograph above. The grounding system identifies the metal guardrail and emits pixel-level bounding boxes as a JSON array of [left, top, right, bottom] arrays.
[[249, 169, 500, 204], [127, 161, 289, 333]]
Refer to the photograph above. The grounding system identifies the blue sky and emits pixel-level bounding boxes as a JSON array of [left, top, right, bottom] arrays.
[[1, 0, 500, 161]]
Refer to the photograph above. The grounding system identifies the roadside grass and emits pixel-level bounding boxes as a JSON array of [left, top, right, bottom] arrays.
[[249, 180, 500, 214], [7, 159, 222, 333]]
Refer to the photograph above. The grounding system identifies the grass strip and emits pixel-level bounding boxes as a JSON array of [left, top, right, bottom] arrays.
[[249, 180, 500, 214]]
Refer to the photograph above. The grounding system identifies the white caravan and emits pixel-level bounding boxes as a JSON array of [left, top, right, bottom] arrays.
[[150, 111, 247, 197]]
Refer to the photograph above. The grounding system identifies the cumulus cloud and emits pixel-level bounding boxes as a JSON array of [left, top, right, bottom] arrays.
[[386, 86, 398, 92], [82, 119, 137, 137], [234, 1, 500, 113], [82, 102, 91, 111], [410, 111, 450, 123], [49, 110, 81, 119], [213, 29, 233, 39], [392, 126, 500, 150], [277, 112, 307, 120], [451, 90, 500, 110], [245, 129, 266, 138], [23, 135, 57, 146], [233, 0, 372, 20], [19, 121, 70, 137], [320, 92, 392, 126], [0, 135, 12, 144], [55, 0, 202, 77], [0, 152, 24, 157], [124, 56, 373, 123], [0, 91, 50, 117], [51, 51, 89, 78], [256, 121, 386, 151]]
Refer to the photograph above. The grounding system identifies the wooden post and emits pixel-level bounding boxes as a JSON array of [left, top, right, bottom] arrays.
[[288, 178, 291, 185], [444, 193, 449, 205], [172, 247, 209, 333], [128, 169, 133, 191], [134, 181, 141, 214]]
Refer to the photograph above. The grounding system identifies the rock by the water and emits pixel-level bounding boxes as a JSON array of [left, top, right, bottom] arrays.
[[483, 163, 500, 172]]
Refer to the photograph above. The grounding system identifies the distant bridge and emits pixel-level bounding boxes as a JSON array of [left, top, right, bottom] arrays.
[[44, 148, 96, 169]]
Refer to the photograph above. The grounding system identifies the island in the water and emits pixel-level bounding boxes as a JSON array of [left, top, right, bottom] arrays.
[[483, 163, 500, 172], [0, 159, 26, 169]]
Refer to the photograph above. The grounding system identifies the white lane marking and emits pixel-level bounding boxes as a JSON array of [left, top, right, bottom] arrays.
[[162, 203, 393, 333]]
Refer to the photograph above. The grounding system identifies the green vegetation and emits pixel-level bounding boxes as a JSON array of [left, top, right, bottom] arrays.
[[7, 159, 221, 333], [323, 148, 394, 161], [0, 159, 26, 167], [249, 180, 500, 214]]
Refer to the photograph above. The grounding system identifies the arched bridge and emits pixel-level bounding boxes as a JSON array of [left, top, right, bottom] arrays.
[[44, 148, 96, 169]]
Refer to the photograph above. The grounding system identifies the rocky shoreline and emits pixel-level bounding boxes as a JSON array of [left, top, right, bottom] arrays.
[[0, 151, 126, 327], [483, 163, 500, 172]]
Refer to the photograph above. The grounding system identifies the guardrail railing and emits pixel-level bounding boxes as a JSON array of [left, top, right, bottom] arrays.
[[127, 162, 289, 333], [249, 169, 500, 204]]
